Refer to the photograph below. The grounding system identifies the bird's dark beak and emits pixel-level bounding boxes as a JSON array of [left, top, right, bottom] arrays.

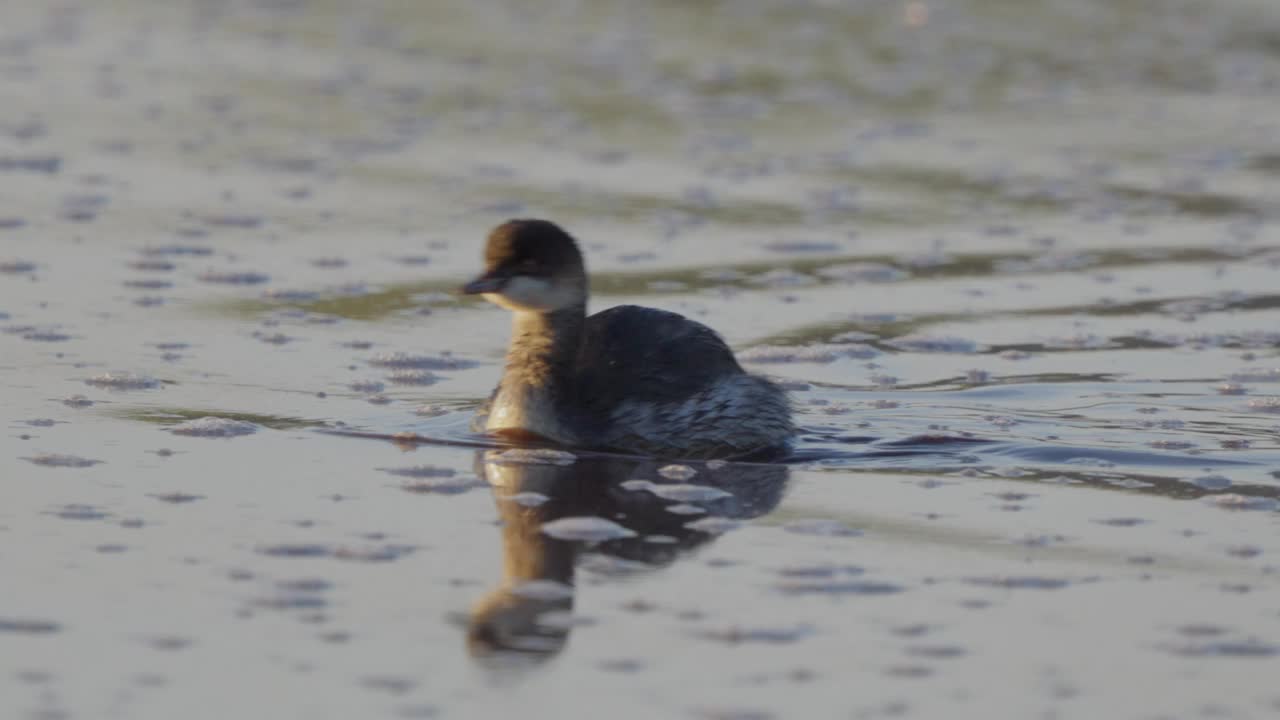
[[460, 271, 507, 295]]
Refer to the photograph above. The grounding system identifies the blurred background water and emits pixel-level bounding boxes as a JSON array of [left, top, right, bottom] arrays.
[[3, 1, 1280, 718]]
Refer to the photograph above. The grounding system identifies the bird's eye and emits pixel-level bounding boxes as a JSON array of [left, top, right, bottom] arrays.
[[517, 258, 540, 273]]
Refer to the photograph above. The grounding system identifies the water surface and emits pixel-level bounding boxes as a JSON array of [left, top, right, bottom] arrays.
[[3, 1, 1280, 718]]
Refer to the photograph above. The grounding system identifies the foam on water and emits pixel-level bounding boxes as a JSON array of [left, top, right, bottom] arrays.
[[167, 417, 259, 437]]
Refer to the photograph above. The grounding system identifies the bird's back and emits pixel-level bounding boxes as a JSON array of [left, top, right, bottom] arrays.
[[573, 305, 743, 411], [568, 305, 792, 458]]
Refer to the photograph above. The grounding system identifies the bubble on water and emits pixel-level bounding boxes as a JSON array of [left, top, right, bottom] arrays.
[[776, 580, 903, 596], [996, 253, 1098, 274], [1216, 382, 1248, 395], [906, 645, 967, 659], [357, 675, 417, 697], [1064, 456, 1116, 468], [399, 477, 485, 495], [129, 259, 176, 272], [395, 704, 440, 719], [509, 580, 575, 601], [1225, 545, 1262, 558], [261, 289, 319, 302], [1247, 398, 1280, 414], [149, 492, 203, 504], [334, 545, 416, 562], [647, 483, 733, 503], [1150, 440, 1195, 450], [198, 270, 271, 285], [597, 658, 645, 673], [647, 280, 688, 292], [84, 372, 161, 390], [394, 255, 432, 267], [684, 516, 743, 534], [380, 465, 455, 479], [740, 344, 877, 364], [24, 418, 57, 427], [254, 593, 327, 611], [541, 516, 636, 542], [618, 251, 657, 264], [965, 369, 991, 383], [747, 268, 817, 288], [830, 330, 878, 343], [489, 448, 577, 466], [884, 665, 933, 679], [367, 352, 478, 370], [1107, 477, 1154, 489], [252, 331, 294, 345], [999, 349, 1032, 360], [816, 262, 908, 283], [696, 624, 814, 644], [502, 492, 550, 507], [966, 576, 1071, 590], [783, 519, 863, 537], [142, 244, 213, 257], [0, 618, 61, 634], [24, 454, 102, 468], [887, 334, 983, 353], [50, 504, 109, 520], [868, 399, 899, 409], [1190, 474, 1232, 490], [1204, 494, 1279, 511], [685, 266, 741, 285], [0, 259, 37, 274], [693, 707, 775, 720], [22, 329, 73, 342], [387, 370, 440, 386], [1043, 334, 1112, 350], [657, 464, 697, 480], [1228, 367, 1280, 382], [143, 635, 194, 652], [1165, 640, 1279, 658], [200, 213, 263, 229], [1094, 517, 1147, 527], [124, 279, 173, 290], [168, 417, 258, 437], [778, 565, 864, 579], [0, 153, 61, 172], [258, 544, 330, 558], [311, 257, 348, 269], [349, 380, 385, 393], [763, 239, 842, 254]]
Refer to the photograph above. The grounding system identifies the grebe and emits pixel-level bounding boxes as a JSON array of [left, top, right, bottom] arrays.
[[462, 219, 794, 459]]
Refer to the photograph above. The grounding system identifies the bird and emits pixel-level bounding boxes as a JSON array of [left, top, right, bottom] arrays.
[[461, 219, 794, 459]]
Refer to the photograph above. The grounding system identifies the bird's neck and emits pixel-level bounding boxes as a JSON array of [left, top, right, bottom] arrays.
[[503, 306, 585, 390]]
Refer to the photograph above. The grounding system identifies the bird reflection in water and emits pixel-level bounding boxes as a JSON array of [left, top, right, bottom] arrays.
[[467, 450, 790, 662]]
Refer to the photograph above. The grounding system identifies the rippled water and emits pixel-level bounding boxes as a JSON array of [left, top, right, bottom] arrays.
[[4, 1, 1280, 718]]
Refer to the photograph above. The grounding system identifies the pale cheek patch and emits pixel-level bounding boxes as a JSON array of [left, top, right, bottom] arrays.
[[483, 276, 580, 312]]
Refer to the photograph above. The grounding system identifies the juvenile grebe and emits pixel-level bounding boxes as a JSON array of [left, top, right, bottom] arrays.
[[462, 219, 794, 459]]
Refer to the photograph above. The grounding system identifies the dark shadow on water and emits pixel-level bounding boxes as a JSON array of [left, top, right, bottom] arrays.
[[466, 450, 790, 667]]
